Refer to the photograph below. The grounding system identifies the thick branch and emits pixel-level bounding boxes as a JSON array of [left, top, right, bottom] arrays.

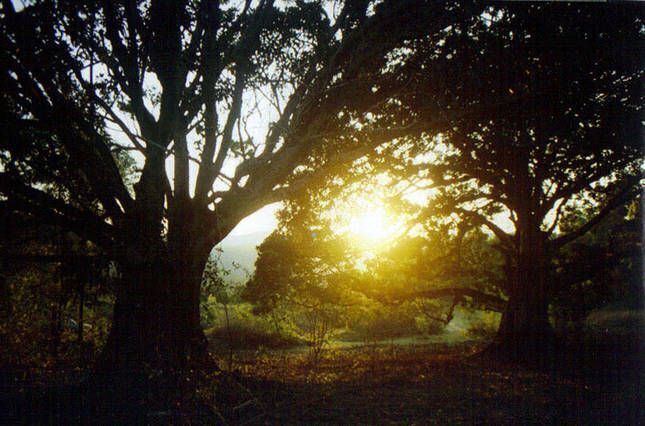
[[173, 134, 190, 200], [549, 176, 641, 250], [454, 207, 514, 249], [374, 287, 506, 313], [101, 0, 157, 140], [0, 177, 118, 251]]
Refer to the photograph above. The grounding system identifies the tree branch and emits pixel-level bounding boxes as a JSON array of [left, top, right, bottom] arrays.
[[549, 175, 641, 250], [453, 207, 514, 248], [0, 176, 118, 251], [373, 287, 507, 313]]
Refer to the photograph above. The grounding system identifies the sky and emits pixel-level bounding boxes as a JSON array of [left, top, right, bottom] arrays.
[[226, 202, 281, 238], [220, 182, 517, 247], [215, 202, 281, 282]]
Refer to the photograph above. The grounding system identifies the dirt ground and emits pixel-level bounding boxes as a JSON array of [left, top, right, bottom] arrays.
[[1, 340, 641, 424], [224, 341, 642, 425]]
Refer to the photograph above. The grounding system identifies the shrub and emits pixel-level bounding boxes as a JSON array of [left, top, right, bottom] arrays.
[[465, 311, 501, 340], [206, 324, 301, 351]]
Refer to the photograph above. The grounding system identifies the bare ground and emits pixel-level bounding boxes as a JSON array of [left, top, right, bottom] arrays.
[[1, 340, 641, 424], [224, 341, 642, 425]]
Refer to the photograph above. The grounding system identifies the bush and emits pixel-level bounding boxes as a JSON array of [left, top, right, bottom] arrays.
[[206, 324, 301, 350], [465, 311, 501, 340], [414, 316, 446, 336], [346, 304, 419, 342], [583, 307, 644, 343]]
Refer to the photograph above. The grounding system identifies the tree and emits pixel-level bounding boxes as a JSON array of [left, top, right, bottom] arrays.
[[243, 229, 352, 357], [388, 3, 643, 358], [268, 3, 643, 360], [0, 1, 483, 370], [551, 200, 643, 330], [243, 177, 507, 344]]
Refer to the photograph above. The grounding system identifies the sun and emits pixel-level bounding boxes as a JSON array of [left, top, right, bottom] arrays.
[[325, 187, 406, 250], [336, 199, 405, 249], [347, 207, 393, 242]]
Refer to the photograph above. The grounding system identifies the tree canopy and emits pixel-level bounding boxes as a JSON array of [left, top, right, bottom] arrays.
[[248, 2, 643, 359], [0, 0, 488, 368], [0, 0, 641, 369]]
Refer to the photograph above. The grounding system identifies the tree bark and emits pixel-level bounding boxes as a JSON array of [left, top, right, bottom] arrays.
[[97, 252, 210, 372], [486, 221, 557, 362], [490, 288, 555, 361]]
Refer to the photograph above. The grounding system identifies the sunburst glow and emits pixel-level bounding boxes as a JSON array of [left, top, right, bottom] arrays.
[[347, 207, 395, 242], [333, 197, 405, 249]]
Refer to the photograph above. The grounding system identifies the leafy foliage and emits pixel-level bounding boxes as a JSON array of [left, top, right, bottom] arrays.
[[0, 0, 491, 367]]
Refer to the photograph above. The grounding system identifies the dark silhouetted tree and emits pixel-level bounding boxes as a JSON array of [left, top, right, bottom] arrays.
[[268, 3, 643, 360], [0, 0, 483, 370], [390, 3, 643, 359]]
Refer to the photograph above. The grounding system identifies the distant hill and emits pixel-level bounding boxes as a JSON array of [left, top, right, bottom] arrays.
[[213, 231, 270, 284]]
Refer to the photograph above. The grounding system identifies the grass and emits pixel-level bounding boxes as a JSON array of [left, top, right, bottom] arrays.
[[207, 324, 302, 350], [215, 338, 642, 424], [2, 329, 641, 424]]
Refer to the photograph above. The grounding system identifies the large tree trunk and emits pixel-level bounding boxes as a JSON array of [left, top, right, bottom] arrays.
[[490, 287, 555, 361], [97, 252, 210, 372], [486, 221, 557, 362]]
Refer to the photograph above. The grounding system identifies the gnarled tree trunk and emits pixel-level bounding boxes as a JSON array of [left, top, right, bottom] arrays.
[[97, 250, 210, 372], [491, 286, 555, 361], [487, 223, 557, 362]]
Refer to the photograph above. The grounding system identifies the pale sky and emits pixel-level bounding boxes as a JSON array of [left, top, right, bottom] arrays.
[[228, 202, 281, 237]]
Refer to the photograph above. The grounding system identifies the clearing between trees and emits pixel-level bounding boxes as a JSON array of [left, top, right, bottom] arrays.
[[3, 334, 641, 424]]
